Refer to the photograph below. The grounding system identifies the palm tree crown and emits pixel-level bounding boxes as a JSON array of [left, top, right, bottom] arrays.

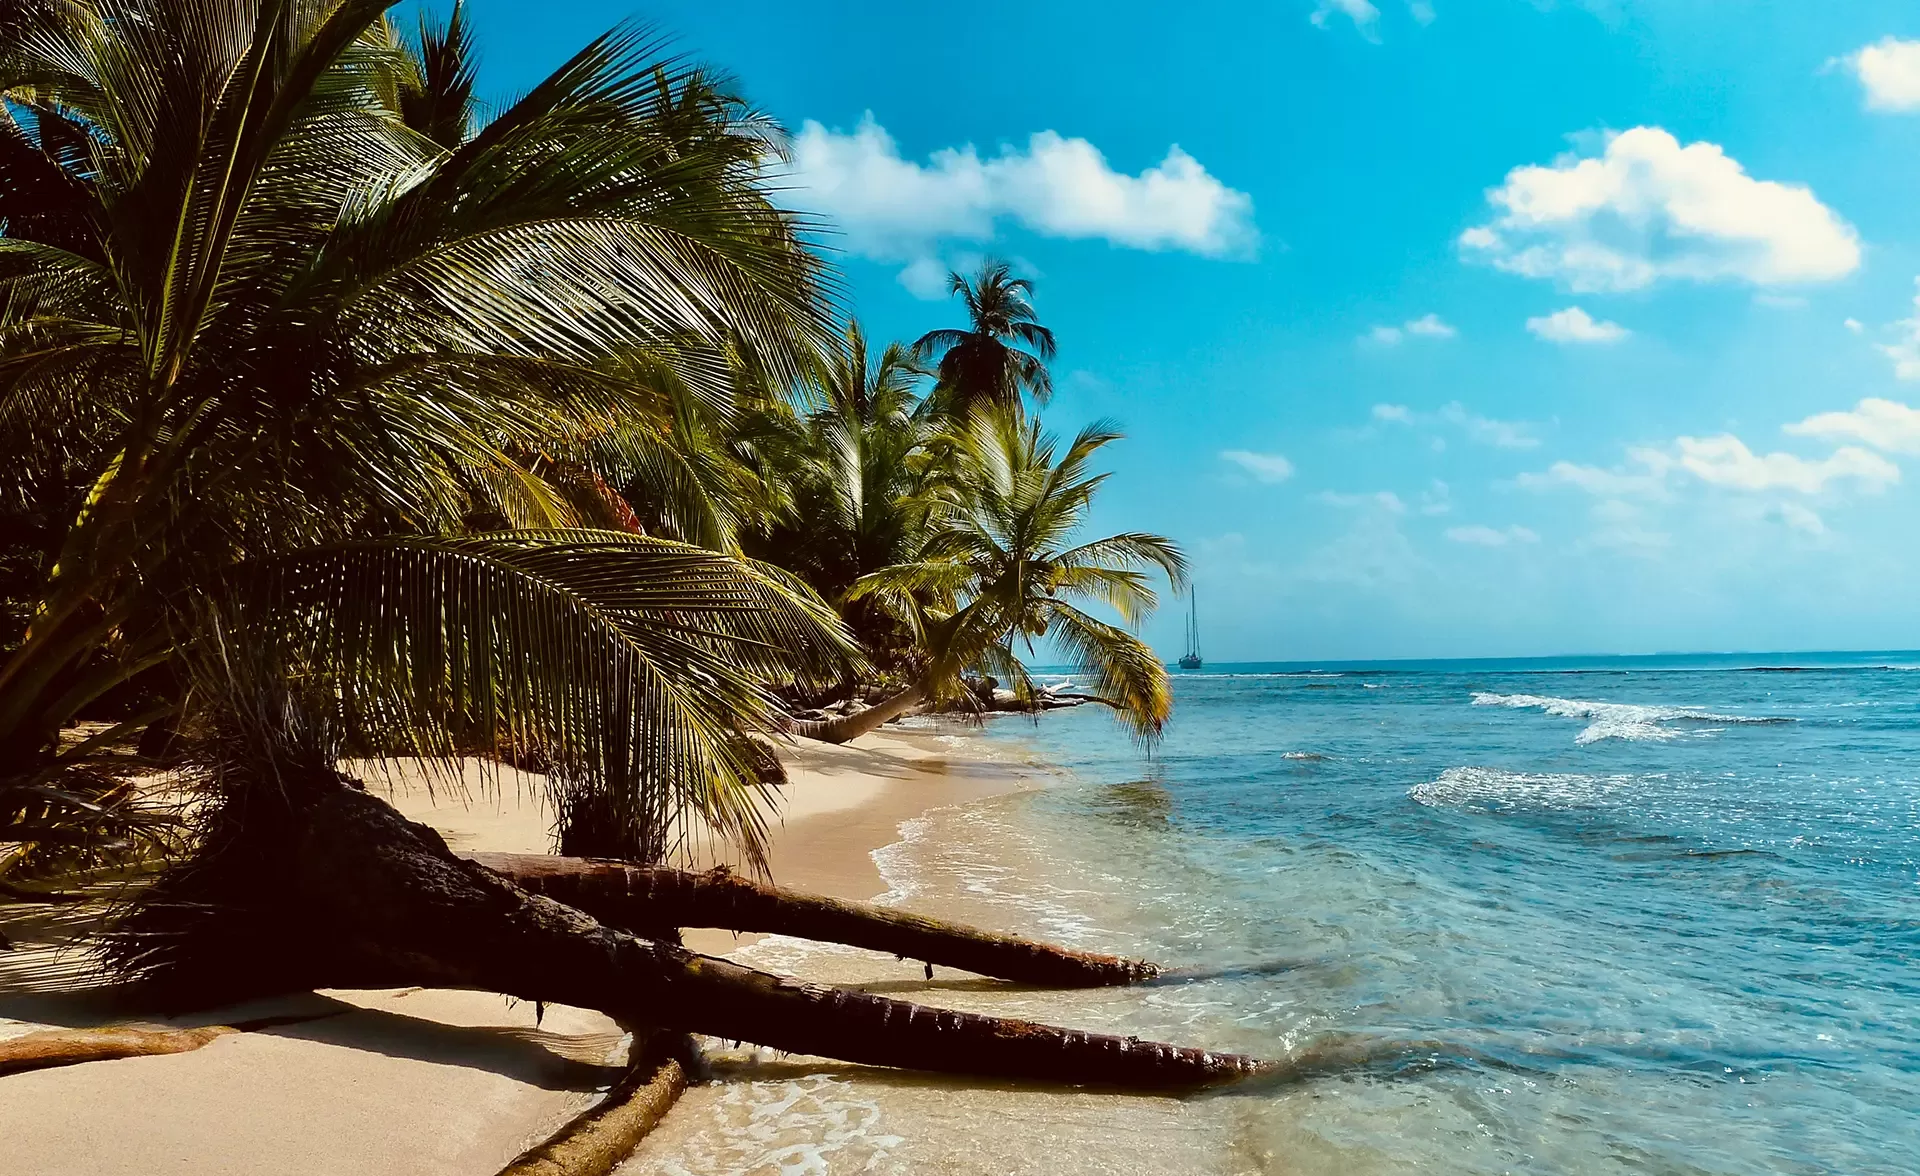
[[850, 406, 1186, 738], [0, 0, 854, 866], [911, 260, 1057, 413]]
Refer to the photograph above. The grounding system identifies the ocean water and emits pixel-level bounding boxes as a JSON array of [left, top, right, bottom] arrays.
[[631, 653, 1920, 1175]]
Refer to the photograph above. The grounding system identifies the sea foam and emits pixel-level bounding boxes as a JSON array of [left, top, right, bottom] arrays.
[[1471, 692, 1790, 744], [1410, 765, 1639, 810]]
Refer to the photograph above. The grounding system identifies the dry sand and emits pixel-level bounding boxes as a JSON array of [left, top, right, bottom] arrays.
[[0, 725, 1021, 1176]]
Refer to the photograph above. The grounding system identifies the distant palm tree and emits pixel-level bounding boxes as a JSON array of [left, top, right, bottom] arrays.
[[912, 260, 1057, 413], [790, 407, 1185, 743]]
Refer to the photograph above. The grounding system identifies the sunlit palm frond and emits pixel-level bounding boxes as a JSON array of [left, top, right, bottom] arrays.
[[215, 530, 862, 866]]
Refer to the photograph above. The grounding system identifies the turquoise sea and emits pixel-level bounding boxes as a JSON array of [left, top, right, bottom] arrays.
[[957, 653, 1920, 1174]]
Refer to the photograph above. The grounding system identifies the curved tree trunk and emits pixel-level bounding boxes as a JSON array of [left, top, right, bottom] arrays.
[[121, 780, 1268, 1090], [475, 853, 1158, 987], [0, 1026, 237, 1076], [783, 682, 926, 744]]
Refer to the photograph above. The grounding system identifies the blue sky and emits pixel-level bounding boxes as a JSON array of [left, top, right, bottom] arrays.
[[456, 0, 1920, 660]]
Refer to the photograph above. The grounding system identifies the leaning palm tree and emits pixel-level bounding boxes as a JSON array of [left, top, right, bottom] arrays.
[[911, 259, 1057, 414], [0, 0, 1267, 1095], [0, 0, 838, 864], [790, 406, 1186, 744]]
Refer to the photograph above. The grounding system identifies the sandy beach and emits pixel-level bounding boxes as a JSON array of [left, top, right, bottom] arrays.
[[0, 726, 1028, 1176]]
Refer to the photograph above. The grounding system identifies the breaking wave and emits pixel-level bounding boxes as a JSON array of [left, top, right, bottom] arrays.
[[1471, 692, 1793, 744]]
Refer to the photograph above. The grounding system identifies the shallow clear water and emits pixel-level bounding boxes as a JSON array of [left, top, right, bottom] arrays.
[[629, 652, 1920, 1175], [967, 654, 1920, 1174]]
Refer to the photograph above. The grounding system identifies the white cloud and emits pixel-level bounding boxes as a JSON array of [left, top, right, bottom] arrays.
[[1771, 502, 1826, 535], [1848, 38, 1920, 112], [1221, 449, 1296, 483], [1446, 524, 1540, 547], [1312, 0, 1381, 37], [1318, 490, 1407, 513], [1440, 401, 1537, 448], [1419, 480, 1453, 516], [1785, 398, 1920, 454], [1845, 317, 1865, 334], [896, 256, 950, 300], [1875, 278, 1920, 380], [1674, 434, 1898, 494], [1583, 498, 1672, 554], [1364, 313, 1455, 345], [1462, 127, 1860, 292], [1527, 306, 1630, 344], [1372, 401, 1536, 448], [1524, 434, 1897, 497], [787, 115, 1257, 270], [1517, 448, 1673, 496], [1311, 0, 1434, 39]]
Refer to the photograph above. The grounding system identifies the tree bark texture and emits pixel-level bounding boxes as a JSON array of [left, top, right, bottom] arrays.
[[492, 1030, 691, 1176], [0, 1025, 237, 1076], [120, 780, 1268, 1090], [474, 852, 1159, 987], [782, 683, 926, 744]]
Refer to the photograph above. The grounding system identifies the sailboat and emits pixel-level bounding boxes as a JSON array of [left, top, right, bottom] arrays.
[[1178, 589, 1203, 670]]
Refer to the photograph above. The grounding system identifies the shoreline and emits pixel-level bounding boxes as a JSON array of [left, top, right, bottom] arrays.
[[0, 724, 1035, 1176]]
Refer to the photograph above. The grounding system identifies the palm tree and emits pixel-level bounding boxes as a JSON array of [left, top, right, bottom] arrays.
[[911, 260, 1057, 414], [745, 321, 945, 668], [0, 1, 843, 864], [790, 406, 1187, 744], [0, 0, 1265, 1095]]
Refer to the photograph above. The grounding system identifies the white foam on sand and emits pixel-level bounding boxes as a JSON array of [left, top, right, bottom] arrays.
[[1471, 692, 1790, 744]]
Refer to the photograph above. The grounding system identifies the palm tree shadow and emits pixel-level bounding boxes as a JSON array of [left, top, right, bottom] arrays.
[[252, 996, 626, 1090], [0, 983, 624, 1091]]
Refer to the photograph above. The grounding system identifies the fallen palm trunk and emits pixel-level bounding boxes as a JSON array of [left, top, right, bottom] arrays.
[[115, 779, 1269, 1090], [474, 852, 1158, 987], [782, 682, 926, 744], [494, 1030, 691, 1176], [0, 1025, 236, 1076]]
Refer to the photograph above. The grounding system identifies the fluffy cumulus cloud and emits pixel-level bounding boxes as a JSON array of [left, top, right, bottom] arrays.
[[1523, 433, 1898, 498], [1363, 312, 1456, 345], [786, 115, 1256, 281], [1461, 127, 1860, 292], [1220, 449, 1295, 483], [1446, 524, 1539, 547], [1848, 38, 1920, 112], [1673, 435, 1897, 494], [1786, 398, 1920, 454], [1527, 306, 1630, 344]]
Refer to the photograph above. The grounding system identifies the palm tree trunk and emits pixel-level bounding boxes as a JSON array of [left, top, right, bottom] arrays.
[[125, 780, 1268, 1090], [782, 682, 926, 744], [473, 853, 1158, 986]]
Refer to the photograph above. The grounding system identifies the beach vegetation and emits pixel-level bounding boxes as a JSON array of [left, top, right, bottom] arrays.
[[0, 0, 1239, 1098]]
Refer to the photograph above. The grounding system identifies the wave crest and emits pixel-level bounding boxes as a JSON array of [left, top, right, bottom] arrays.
[[1471, 692, 1791, 744]]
